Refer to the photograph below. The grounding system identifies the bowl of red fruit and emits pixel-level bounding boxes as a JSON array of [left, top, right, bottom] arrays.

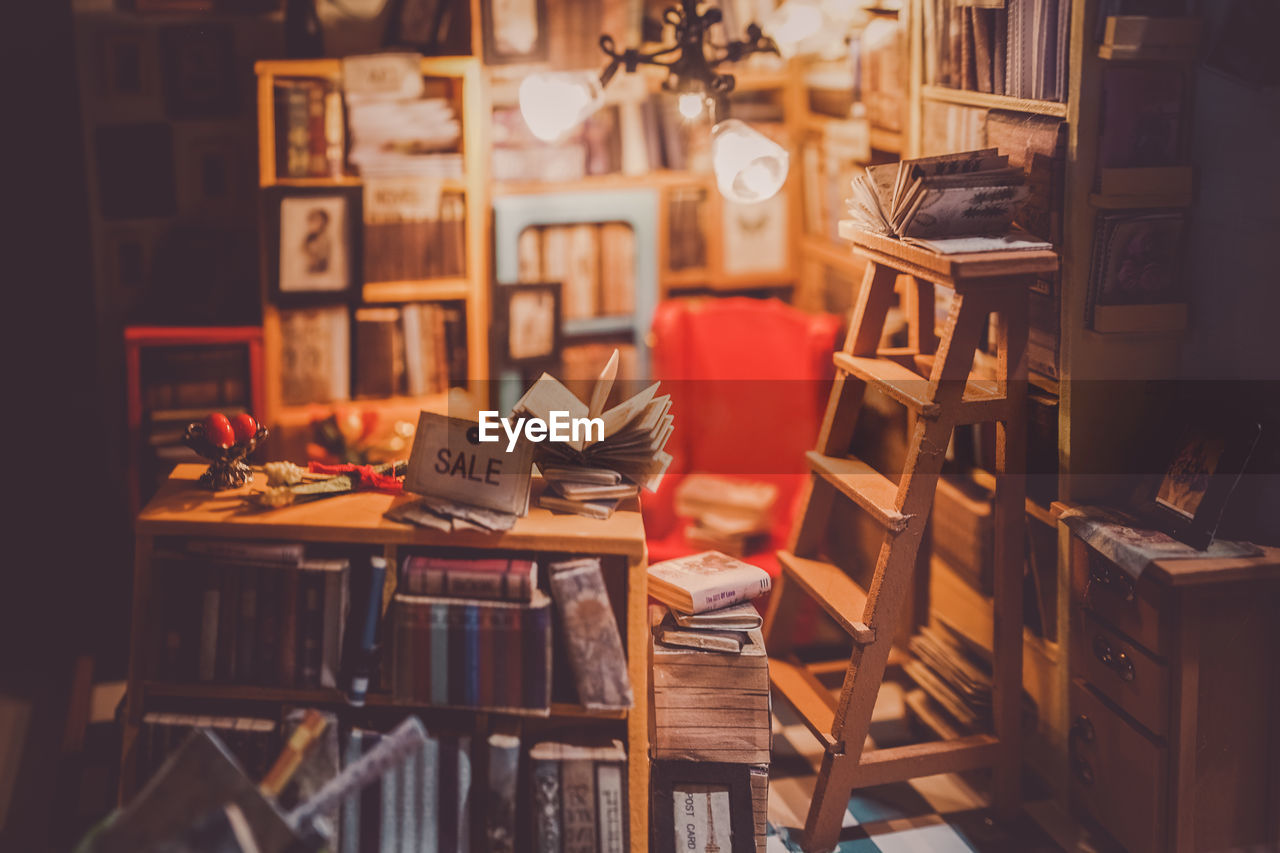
[[182, 412, 269, 491]]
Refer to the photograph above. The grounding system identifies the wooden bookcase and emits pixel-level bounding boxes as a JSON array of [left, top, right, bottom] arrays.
[[254, 57, 491, 460], [122, 464, 651, 850], [885, 0, 1195, 798]]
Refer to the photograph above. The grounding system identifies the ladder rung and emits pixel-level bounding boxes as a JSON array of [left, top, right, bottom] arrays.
[[805, 451, 908, 533], [770, 656, 836, 748], [835, 353, 1008, 421], [846, 734, 1000, 788], [778, 551, 875, 644]]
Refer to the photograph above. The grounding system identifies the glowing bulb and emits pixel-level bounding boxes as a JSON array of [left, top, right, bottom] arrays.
[[767, 0, 825, 57], [678, 92, 706, 119], [518, 71, 603, 142], [711, 119, 790, 204]]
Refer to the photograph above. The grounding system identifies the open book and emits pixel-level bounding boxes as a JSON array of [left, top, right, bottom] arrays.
[[514, 350, 674, 505], [847, 148, 1050, 253]]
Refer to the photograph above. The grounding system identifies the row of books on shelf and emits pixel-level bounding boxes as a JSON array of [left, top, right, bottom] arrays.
[[363, 180, 466, 283], [279, 302, 467, 407], [149, 540, 634, 715], [134, 709, 628, 853], [923, 0, 1071, 102], [150, 540, 350, 689], [273, 76, 464, 181], [515, 223, 636, 321]]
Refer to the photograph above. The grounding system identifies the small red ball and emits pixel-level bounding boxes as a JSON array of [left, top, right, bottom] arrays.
[[230, 412, 258, 444], [204, 412, 236, 449]]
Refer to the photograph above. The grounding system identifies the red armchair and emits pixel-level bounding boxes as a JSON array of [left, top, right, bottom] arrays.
[[644, 297, 842, 580]]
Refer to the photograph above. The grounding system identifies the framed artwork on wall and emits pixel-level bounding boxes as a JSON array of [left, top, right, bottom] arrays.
[[479, 0, 548, 64], [265, 185, 362, 304], [492, 280, 562, 369]]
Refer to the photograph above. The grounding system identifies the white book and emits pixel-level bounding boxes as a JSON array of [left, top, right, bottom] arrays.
[[648, 551, 772, 614]]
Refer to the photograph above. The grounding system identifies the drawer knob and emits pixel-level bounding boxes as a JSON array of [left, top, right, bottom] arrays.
[[1093, 634, 1137, 683], [1087, 561, 1135, 603]]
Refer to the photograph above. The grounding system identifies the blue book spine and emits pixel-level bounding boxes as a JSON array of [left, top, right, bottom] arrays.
[[348, 556, 387, 705]]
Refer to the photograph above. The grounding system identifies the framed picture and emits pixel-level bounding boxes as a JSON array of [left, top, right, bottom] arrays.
[[480, 0, 548, 64], [650, 761, 755, 853], [266, 186, 362, 304], [1151, 420, 1262, 549], [493, 281, 562, 368]]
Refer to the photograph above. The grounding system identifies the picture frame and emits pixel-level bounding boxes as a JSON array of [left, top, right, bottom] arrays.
[[479, 0, 549, 64], [265, 186, 362, 305], [650, 760, 755, 853], [1150, 419, 1262, 550], [492, 281, 562, 369]]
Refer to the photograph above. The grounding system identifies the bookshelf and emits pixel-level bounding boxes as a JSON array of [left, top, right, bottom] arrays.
[[887, 0, 1198, 799], [254, 57, 491, 462], [122, 464, 651, 850]]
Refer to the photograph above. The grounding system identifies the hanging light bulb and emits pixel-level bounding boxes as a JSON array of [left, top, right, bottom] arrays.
[[766, 0, 826, 57], [678, 92, 706, 120], [711, 119, 790, 204], [518, 71, 604, 142]]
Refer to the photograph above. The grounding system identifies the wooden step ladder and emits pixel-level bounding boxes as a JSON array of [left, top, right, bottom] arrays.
[[764, 226, 1058, 852]]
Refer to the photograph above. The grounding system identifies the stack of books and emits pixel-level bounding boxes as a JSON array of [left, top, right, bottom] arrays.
[[149, 540, 349, 689], [528, 738, 629, 853], [647, 551, 772, 851], [347, 96, 462, 178], [389, 554, 552, 712], [514, 350, 673, 519], [674, 475, 778, 558]]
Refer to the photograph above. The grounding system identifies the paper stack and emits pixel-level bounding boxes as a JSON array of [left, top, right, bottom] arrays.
[[847, 148, 1052, 254], [674, 475, 777, 558], [514, 349, 674, 519]]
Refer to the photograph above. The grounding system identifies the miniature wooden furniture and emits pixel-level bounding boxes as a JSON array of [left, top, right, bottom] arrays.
[[1055, 505, 1280, 853], [123, 464, 651, 850], [764, 225, 1057, 851]]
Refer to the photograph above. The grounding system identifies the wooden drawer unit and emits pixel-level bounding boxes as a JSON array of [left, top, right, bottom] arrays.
[[1078, 610, 1168, 737], [1057, 505, 1280, 853], [1070, 538, 1170, 656], [1069, 680, 1166, 853]]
